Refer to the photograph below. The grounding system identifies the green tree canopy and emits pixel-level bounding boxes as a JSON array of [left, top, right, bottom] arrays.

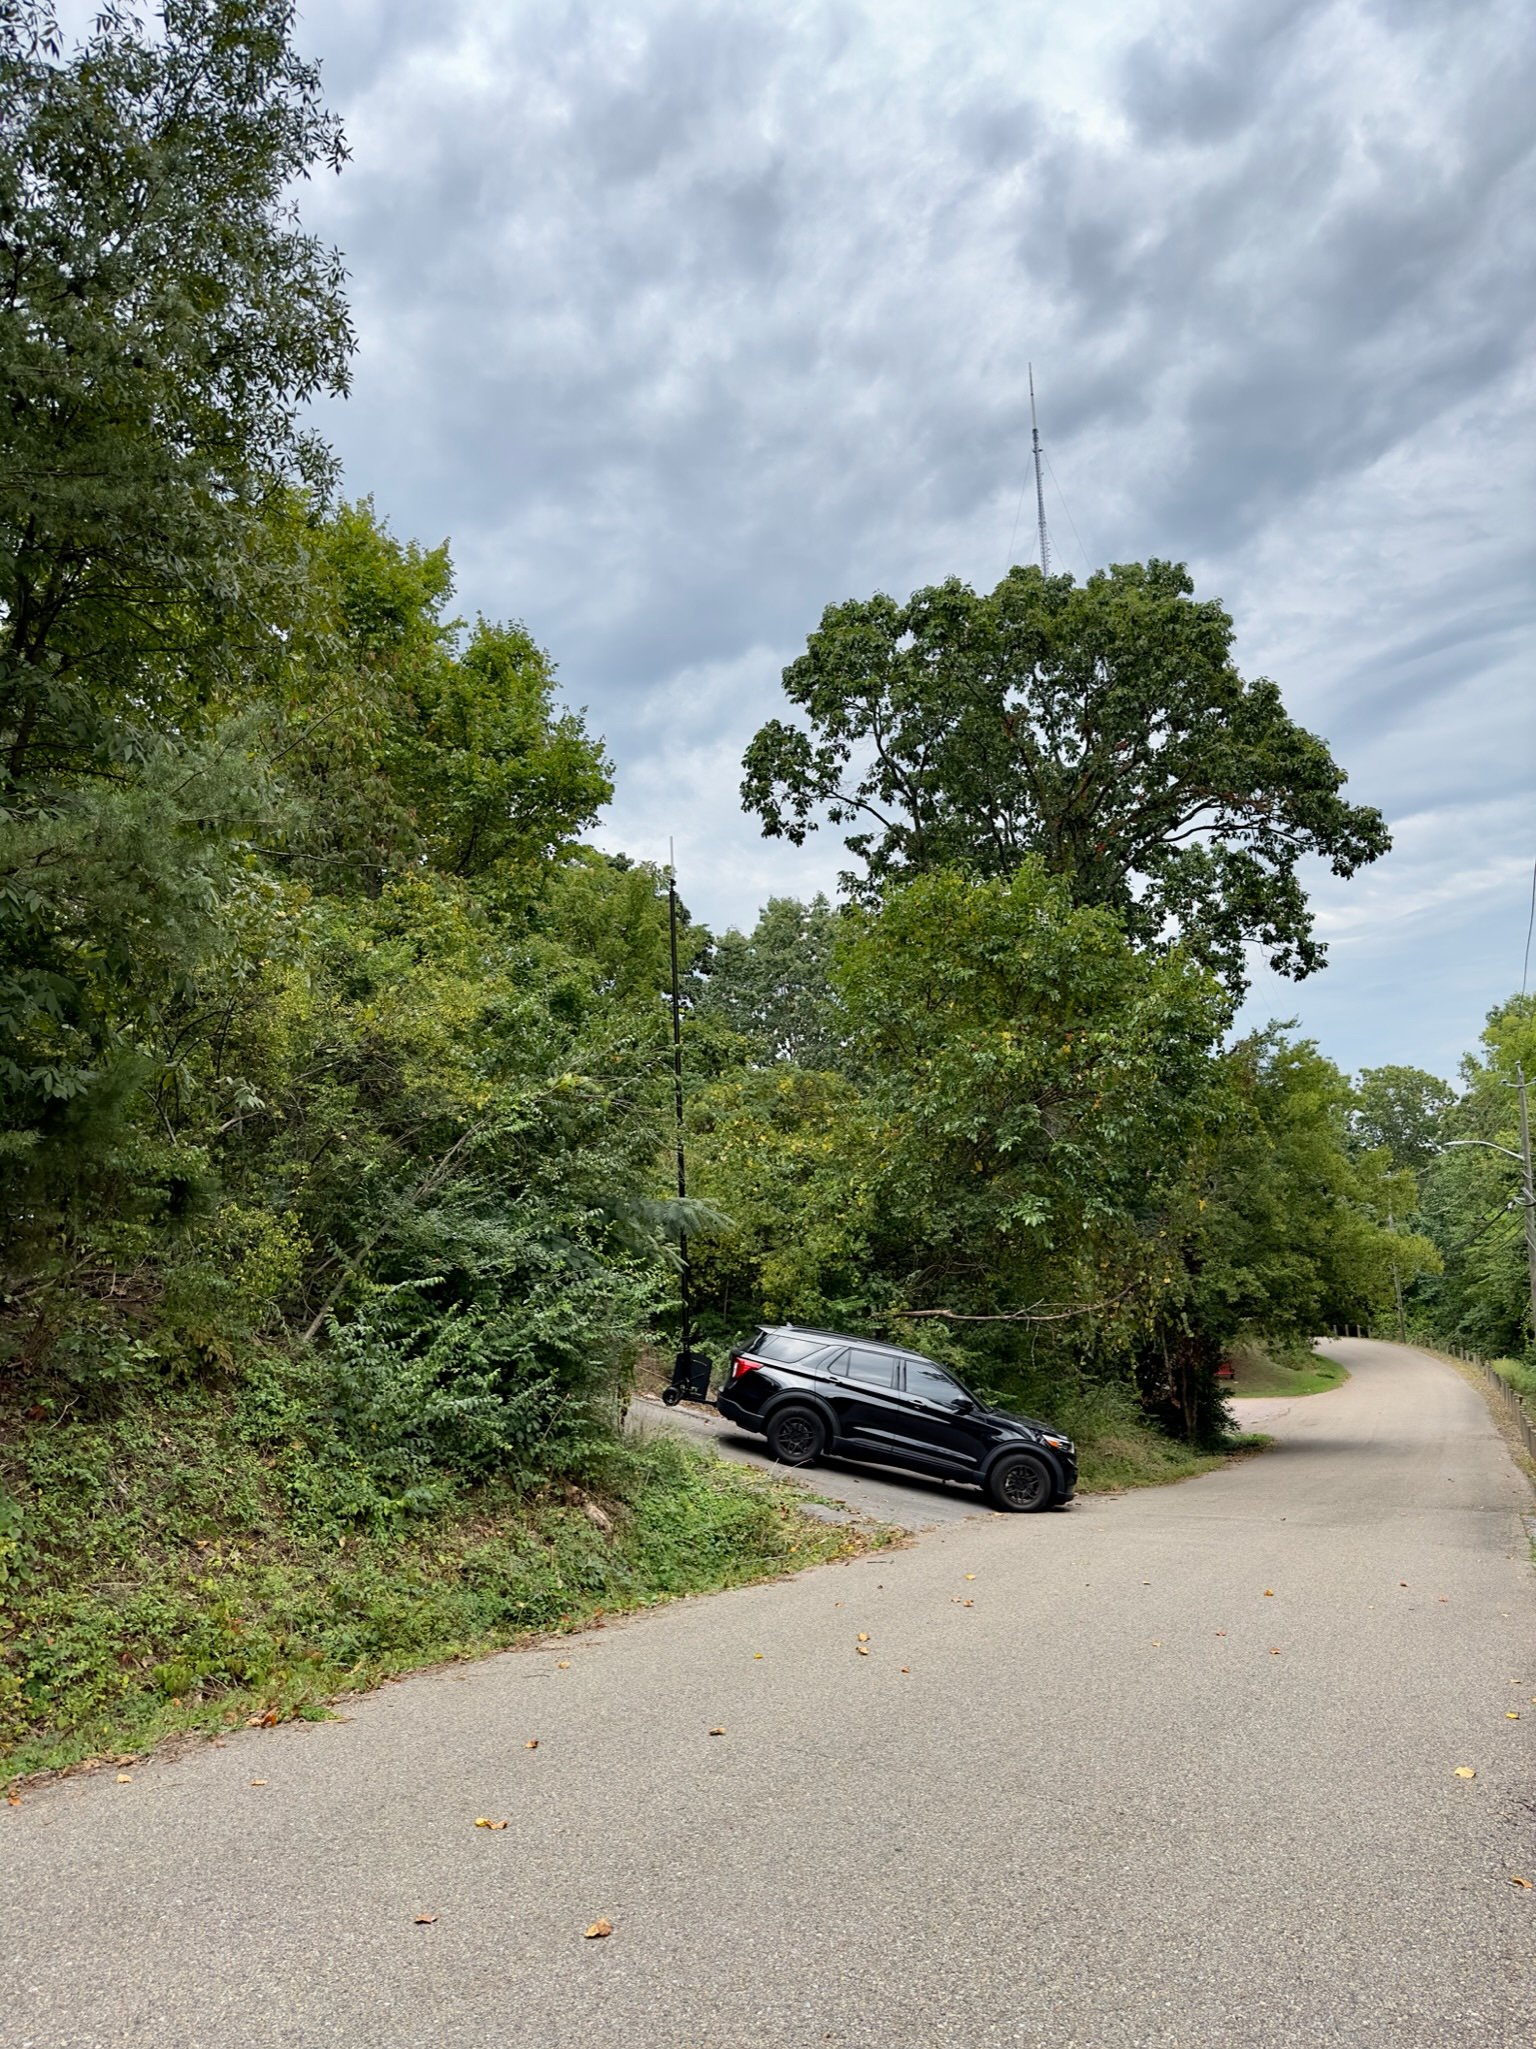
[[741, 560, 1389, 994], [0, 0, 353, 791], [697, 894, 842, 1068], [1350, 1063, 1454, 1177]]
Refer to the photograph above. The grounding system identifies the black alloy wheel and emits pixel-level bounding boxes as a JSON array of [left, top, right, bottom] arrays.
[[765, 1405, 826, 1467], [986, 1449, 1053, 1513]]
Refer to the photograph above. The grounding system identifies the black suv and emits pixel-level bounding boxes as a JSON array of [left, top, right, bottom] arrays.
[[715, 1325, 1076, 1512]]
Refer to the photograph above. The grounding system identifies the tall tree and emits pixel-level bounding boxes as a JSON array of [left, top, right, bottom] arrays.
[[1350, 1064, 1454, 1177], [697, 894, 842, 1068], [0, 0, 352, 791], [741, 561, 1389, 993]]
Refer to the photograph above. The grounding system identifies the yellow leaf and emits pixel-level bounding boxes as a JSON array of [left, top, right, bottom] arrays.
[[1454, 1767, 1476, 1779], [584, 1919, 613, 1939], [475, 1816, 509, 1829], [964, 1574, 976, 1581], [856, 1632, 870, 1642], [415, 1913, 439, 1925], [1511, 1877, 1532, 1890], [116, 1773, 132, 1784], [1507, 1712, 1521, 1721], [556, 1661, 571, 1670], [249, 1778, 267, 1787], [856, 1644, 870, 1656], [708, 1727, 726, 1736]]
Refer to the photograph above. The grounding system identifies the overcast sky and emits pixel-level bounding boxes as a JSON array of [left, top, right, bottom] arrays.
[[288, 0, 1533, 1082]]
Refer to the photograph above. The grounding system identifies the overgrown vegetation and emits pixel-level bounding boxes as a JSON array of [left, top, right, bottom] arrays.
[[0, 0, 1496, 1779], [0, 1400, 873, 1780]]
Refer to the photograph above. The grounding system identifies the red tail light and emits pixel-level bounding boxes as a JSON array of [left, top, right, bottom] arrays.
[[730, 1353, 765, 1381]]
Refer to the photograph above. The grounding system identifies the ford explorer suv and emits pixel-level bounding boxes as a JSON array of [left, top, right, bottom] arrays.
[[716, 1324, 1075, 1512]]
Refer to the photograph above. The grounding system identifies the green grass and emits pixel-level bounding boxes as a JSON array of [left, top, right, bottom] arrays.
[[0, 1388, 885, 1785], [0, 1362, 1275, 1784], [1489, 1356, 1536, 1404], [1077, 1428, 1268, 1492], [988, 1375, 1271, 1494], [1223, 1344, 1348, 1399]]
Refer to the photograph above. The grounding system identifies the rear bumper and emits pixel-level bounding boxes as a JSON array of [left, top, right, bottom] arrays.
[[716, 1390, 765, 1432]]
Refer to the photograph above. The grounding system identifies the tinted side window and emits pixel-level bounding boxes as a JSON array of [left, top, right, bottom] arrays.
[[752, 1332, 828, 1366], [840, 1346, 898, 1387], [905, 1358, 964, 1404]]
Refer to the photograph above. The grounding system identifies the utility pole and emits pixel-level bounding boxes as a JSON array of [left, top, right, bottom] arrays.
[[1029, 364, 1050, 576], [1387, 1207, 1406, 1343], [667, 847, 692, 1365], [1517, 1062, 1536, 1346]]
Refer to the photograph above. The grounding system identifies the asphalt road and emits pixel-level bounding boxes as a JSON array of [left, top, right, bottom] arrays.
[[6, 1339, 1534, 2048]]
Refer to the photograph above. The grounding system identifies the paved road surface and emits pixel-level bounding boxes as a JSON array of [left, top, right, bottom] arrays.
[[6, 1339, 1534, 2048]]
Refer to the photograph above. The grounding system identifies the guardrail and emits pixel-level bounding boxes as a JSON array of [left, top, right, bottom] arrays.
[[1440, 1342, 1536, 1465]]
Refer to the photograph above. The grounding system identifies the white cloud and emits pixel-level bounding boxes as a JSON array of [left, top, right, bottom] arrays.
[[274, 0, 1535, 1068]]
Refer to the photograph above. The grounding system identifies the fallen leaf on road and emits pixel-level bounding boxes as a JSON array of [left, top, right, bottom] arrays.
[[964, 1575, 976, 1582], [857, 1632, 870, 1642], [475, 1816, 509, 1829], [1399, 1581, 1408, 1588], [856, 1645, 870, 1656], [556, 1661, 571, 1670], [1511, 1877, 1532, 1890], [584, 1920, 613, 1939], [900, 1667, 910, 1674], [5, 1791, 19, 1807], [1507, 1712, 1520, 1721], [1150, 1641, 1162, 1648], [415, 1913, 439, 1924], [1269, 1647, 1282, 1656], [116, 1773, 132, 1784], [754, 1652, 763, 1660], [1454, 1767, 1476, 1780], [1215, 1631, 1227, 1638], [525, 1738, 539, 1749], [1263, 1590, 1274, 1597], [708, 1727, 726, 1736], [249, 1779, 267, 1787]]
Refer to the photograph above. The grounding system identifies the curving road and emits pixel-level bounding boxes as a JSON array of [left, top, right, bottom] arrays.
[[5, 1339, 1534, 2048]]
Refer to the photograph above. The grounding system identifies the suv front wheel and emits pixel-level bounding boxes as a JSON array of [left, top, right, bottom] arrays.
[[986, 1450, 1053, 1513], [765, 1405, 826, 1467]]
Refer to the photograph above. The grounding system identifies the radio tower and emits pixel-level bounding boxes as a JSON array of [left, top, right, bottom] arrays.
[[1029, 364, 1050, 575]]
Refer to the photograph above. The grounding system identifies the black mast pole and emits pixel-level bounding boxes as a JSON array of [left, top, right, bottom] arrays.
[[667, 855, 692, 1365]]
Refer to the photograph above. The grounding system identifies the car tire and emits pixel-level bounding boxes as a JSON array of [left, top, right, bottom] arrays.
[[765, 1405, 826, 1467], [660, 1385, 681, 1407], [986, 1450, 1053, 1513]]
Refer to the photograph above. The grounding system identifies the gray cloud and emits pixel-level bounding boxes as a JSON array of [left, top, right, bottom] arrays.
[[289, 0, 1535, 1075]]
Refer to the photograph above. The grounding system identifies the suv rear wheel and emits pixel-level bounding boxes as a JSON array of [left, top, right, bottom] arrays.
[[765, 1404, 826, 1467], [986, 1449, 1052, 1513]]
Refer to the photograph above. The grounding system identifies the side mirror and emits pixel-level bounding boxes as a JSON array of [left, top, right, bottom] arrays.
[[950, 1395, 976, 1414]]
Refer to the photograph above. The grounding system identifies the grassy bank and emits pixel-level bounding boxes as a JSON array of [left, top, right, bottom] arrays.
[[0, 1388, 881, 1785], [983, 1375, 1267, 1493], [1223, 1344, 1347, 1399]]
